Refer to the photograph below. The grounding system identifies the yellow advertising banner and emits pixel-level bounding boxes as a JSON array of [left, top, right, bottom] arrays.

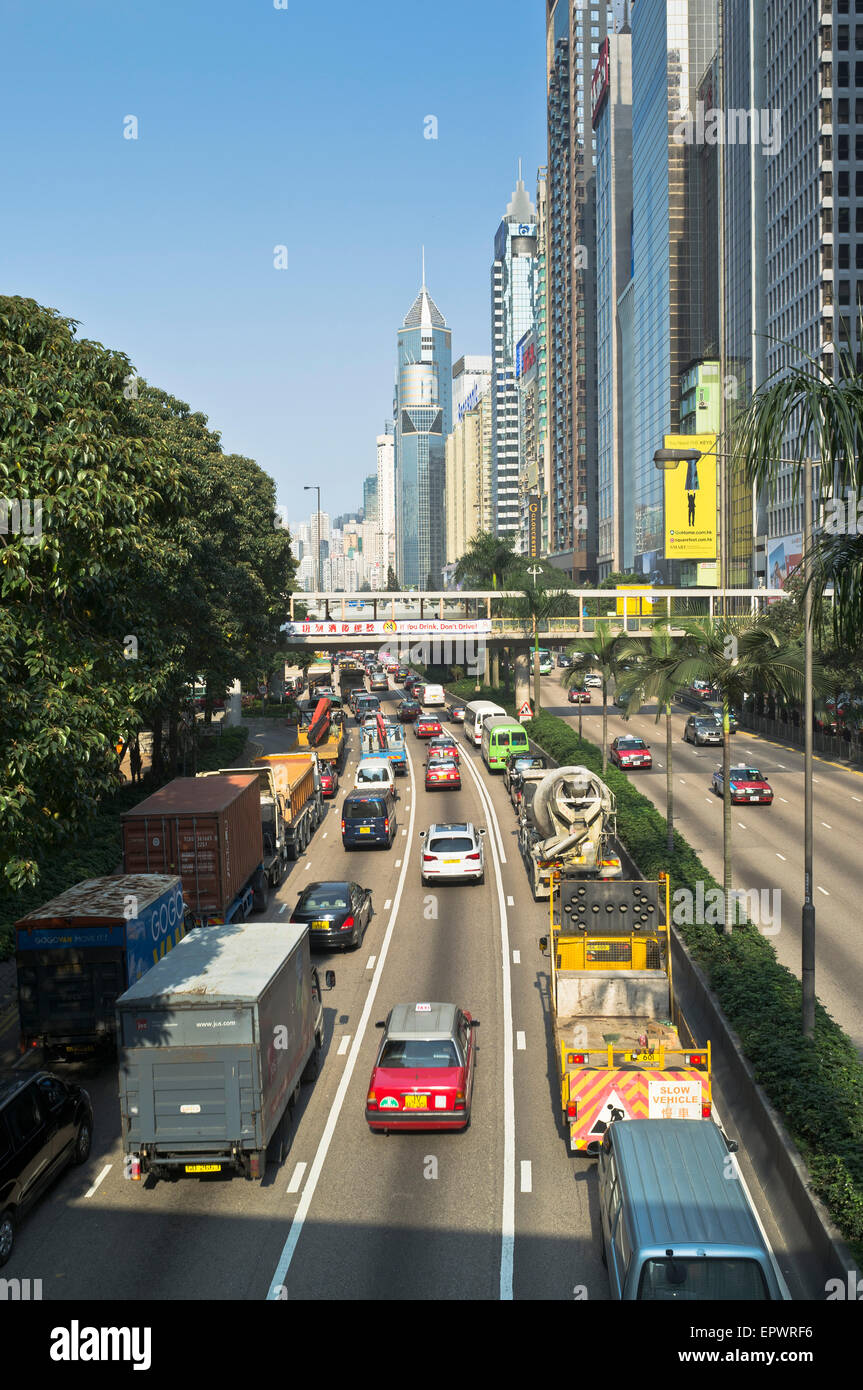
[[615, 585, 655, 616], [662, 433, 717, 560]]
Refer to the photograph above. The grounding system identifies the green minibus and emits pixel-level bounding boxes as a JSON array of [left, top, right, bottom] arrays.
[[481, 716, 531, 771]]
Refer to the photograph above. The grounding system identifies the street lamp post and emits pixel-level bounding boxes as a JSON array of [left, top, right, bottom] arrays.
[[654, 446, 818, 1035], [304, 484, 322, 597], [527, 563, 542, 714]]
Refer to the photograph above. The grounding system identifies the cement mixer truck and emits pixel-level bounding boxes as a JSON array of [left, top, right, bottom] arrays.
[[517, 765, 622, 900]]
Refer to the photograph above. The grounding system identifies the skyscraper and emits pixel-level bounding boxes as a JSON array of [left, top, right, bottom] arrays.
[[363, 473, 379, 523], [376, 422, 395, 579], [394, 263, 452, 588], [491, 169, 538, 538]]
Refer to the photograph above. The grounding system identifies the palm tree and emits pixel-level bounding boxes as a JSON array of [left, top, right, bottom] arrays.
[[564, 620, 628, 775], [656, 618, 814, 933], [503, 581, 567, 713], [733, 317, 863, 645], [615, 625, 691, 855], [453, 531, 519, 590]]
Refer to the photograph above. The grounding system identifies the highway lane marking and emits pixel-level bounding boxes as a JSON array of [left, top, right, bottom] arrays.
[[775, 764, 786, 769], [336, 1035, 351, 1055], [818, 886, 830, 896], [813, 777, 821, 783], [776, 853, 787, 861], [85, 1165, 112, 1199], [286, 1162, 307, 1195], [366, 955, 376, 970], [710, 1096, 790, 1301], [853, 795, 863, 802], [384, 899, 392, 909], [516, 1031, 526, 1050], [779, 797, 789, 803], [705, 797, 713, 803], [458, 742, 516, 1299], [395, 859, 402, 867], [305, 862, 312, 870], [678, 778, 686, 785], [520, 1161, 532, 1194], [513, 950, 520, 964], [402, 828, 407, 836], [278, 902, 287, 915], [322, 832, 327, 838], [266, 752, 418, 1301], [507, 895, 514, 906], [738, 822, 746, 829], [822, 822, 832, 829]]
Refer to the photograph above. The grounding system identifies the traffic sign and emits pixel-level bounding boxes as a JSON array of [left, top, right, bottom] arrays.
[[518, 700, 533, 719]]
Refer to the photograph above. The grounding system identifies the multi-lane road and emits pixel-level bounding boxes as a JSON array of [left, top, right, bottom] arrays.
[[0, 679, 809, 1299], [539, 667, 863, 1053]]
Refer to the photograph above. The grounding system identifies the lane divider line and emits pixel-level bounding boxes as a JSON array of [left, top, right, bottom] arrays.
[[85, 1164, 112, 1199], [266, 753, 418, 1300], [512, 949, 521, 964], [366, 956, 376, 970], [520, 1161, 532, 1194], [286, 1162, 307, 1195], [516, 1031, 526, 1051], [336, 1035, 351, 1056]]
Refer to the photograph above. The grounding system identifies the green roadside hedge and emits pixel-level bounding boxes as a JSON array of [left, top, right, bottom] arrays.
[[448, 679, 863, 1259], [0, 727, 249, 961]]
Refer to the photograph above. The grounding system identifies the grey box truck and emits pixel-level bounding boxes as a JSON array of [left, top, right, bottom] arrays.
[[116, 922, 331, 1181]]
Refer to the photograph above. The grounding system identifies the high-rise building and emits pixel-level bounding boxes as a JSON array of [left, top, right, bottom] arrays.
[[629, 0, 716, 579], [491, 169, 538, 538], [546, 2, 618, 580], [376, 422, 395, 577], [516, 328, 543, 554], [394, 266, 452, 588], [534, 167, 552, 556], [593, 26, 632, 577], [363, 473, 379, 523], [445, 381, 493, 566], [452, 355, 492, 419]]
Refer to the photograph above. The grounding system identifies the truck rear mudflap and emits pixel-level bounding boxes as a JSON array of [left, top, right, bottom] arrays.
[[563, 1066, 712, 1155]]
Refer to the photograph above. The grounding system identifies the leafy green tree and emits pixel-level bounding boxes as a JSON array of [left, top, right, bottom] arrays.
[[386, 564, 399, 591], [453, 531, 519, 590], [615, 627, 689, 854], [0, 297, 182, 890]]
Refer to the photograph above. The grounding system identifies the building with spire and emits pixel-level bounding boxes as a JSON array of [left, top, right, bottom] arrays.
[[491, 166, 538, 538], [394, 254, 452, 588]]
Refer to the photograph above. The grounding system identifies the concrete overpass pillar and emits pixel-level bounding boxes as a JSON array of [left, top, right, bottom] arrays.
[[514, 647, 531, 713], [225, 679, 243, 727]]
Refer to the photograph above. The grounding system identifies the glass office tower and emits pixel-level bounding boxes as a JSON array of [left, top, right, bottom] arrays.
[[394, 277, 452, 588]]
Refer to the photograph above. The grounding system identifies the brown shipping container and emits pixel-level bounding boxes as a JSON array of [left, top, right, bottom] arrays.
[[255, 754, 316, 821], [121, 776, 263, 919]]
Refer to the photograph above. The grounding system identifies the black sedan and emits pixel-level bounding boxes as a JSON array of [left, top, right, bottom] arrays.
[[290, 881, 374, 951], [397, 699, 421, 723], [0, 1071, 93, 1267]]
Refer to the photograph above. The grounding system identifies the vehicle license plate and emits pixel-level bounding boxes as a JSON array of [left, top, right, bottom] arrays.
[[444, 858, 460, 864], [311, 920, 330, 930], [626, 1051, 658, 1064], [404, 1095, 428, 1109], [359, 827, 371, 834], [185, 1164, 221, 1173]]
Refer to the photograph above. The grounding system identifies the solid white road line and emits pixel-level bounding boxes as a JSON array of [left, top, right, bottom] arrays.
[[458, 746, 516, 1299], [520, 1161, 532, 1194], [85, 1164, 112, 1199], [278, 902, 287, 914], [266, 757, 418, 1301], [286, 1162, 307, 1195], [516, 1031, 526, 1051], [336, 1035, 351, 1056]]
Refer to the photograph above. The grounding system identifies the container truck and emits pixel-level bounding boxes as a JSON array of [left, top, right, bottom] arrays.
[[117, 922, 333, 1181], [539, 874, 711, 1156], [307, 660, 333, 694], [122, 775, 267, 926], [15, 875, 186, 1058], [339, 665, 367, 704]]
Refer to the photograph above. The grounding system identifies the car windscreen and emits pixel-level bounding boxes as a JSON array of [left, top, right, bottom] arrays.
[[379, 1039, 460, 1069], [636, 1257, 770, 1301], [300, 889, 349, 911], [427, 836, 474, 853], [357, 767, 389, 782], [514, 756, 544, 770], [619, 738, 647, 748], [732, 769, 763, 781], [344, 798, 386, 819], [427, 761, 457, 772]]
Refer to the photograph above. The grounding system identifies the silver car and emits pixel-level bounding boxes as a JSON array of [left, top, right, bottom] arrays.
[[684, 715, 722, 746], [419, 823, 486, 885]]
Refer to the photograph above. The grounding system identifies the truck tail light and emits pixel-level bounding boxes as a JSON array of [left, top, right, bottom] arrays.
[[466, 852, 481, 860], [340, 915, 355, 932], [566, 1101, 578, 1121], [566, 1053, 586, 1064], [701, 1101, 712, 1118], [686, 1053, 706, 1066], [250, 1152, 262, 1179], [130, 1154, 141, 1181]]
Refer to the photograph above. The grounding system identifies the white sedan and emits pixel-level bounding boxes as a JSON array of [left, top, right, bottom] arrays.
[[583, 674, 602, 688]]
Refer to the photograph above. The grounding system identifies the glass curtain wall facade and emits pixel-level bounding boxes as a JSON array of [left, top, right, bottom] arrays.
[[394, 283, 452, 588], [630, 0, 716, 578], [491, 174, 538, 538]]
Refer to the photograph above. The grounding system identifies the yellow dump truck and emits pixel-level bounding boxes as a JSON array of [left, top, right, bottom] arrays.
[[540, 873, 711, 1155], [251, 752, 324, 860], [289, 720, 344, 770]]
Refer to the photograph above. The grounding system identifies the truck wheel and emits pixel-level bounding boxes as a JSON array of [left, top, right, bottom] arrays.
[[252, 869, 269, 915], [267, 1111, 292, 1169], [302, 1035, 323, 1083]]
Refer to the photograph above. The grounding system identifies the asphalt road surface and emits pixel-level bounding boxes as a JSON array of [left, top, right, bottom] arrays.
[[542, 667, 863, 1053], [0, 682, 806, 1299]]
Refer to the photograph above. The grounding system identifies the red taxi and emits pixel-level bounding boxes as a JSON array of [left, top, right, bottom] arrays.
[[414, 716, 443, 739], [365, 1003, 478, 1132]]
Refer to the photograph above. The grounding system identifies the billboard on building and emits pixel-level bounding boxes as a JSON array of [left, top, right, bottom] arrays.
[[662, 433, 717, 560], [527, 495, 541, 559], [767, 534, 803, 591]]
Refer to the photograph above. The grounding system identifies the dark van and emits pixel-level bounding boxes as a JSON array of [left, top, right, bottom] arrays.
[[341, 788, 397, 849]]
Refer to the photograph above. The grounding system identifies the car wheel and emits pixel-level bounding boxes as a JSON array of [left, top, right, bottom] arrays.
[[0, 1209, 15, 1268], [477, 872, 485, 885], [72, 1116, 92, 1166]]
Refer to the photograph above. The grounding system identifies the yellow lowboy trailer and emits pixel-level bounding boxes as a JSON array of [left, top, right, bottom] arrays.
[[540, 873, 711, 1155]]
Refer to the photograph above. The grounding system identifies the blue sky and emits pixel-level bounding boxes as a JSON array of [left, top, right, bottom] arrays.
[[2, 0, 547, 525]]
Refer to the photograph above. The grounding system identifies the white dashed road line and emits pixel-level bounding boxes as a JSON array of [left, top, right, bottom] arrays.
[[512, 950, 521, 964], [520, 1161, 532, 1194], [366, 956, 376, 970], [776, 853, 786, 861], [516, 1031, 526, 1051], [279, 902, 287, 914], [818, 886, 830, 896], [85, 1165, 112, 1199], [384, 899, 392, 910], [507, 895, 514, 907], [337, 1035, 351, 1056], [286, 1163, 307, 1195]]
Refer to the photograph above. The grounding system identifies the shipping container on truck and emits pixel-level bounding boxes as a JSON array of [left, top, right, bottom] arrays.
[[15, 875, 186, 1058], [116, 922, 327, 1181], [539, 874, 711, 1156], [338, 665, 367, 703], [253, 752, 324, 859], [121, 775, 266, 927], [197, 757, 319, 888]]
